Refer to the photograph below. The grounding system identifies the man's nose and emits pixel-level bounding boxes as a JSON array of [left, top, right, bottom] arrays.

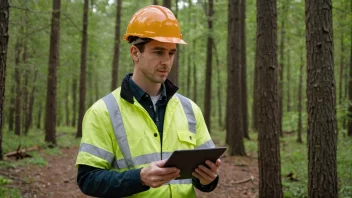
[[160, 54, 173, 65]]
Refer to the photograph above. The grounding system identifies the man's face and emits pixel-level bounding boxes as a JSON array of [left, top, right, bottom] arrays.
[[133, 40, 177, 84]]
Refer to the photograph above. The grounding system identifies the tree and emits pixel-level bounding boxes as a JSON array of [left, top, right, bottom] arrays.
[[306, 0, 338, 195], [153, 0, 158, 5], [227, 0, 246, 156], [14, 41, 21, 136], [0, 0, 10, 160], [45, 0, 61, 145], [71, 79, 77, 127], [256, 0, 283, 196], [297, 52, 303, 143], [163, 0, 171, 9], [76, 0, 89, 138], [241, 0, 249, 139], [203, 0, 214, 130], [111, 0, 122, 91]]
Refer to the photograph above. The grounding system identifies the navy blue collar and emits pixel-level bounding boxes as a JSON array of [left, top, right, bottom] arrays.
[[120, 73, 178, 104]]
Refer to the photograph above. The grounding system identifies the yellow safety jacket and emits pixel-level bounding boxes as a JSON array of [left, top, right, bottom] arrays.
[[76, 86, 215, 198]]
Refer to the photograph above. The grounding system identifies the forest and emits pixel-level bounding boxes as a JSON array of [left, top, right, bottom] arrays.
[[0, 0, 351, 197]]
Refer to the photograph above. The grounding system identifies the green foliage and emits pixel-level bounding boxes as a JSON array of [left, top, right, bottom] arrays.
[[0, 176, 21, 198]]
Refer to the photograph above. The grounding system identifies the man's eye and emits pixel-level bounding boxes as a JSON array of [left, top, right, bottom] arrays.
[[169, 52, 175, 56], [155, 51, 163, 55]]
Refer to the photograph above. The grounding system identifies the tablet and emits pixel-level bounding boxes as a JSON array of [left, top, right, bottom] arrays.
[[164, 147, 227, 179]]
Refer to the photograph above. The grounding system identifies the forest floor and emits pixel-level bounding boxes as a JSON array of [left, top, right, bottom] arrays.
[[0, 145, 259, 198]]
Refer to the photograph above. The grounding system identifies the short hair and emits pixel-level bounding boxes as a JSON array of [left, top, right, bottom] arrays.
[[128, 36, 152, 53]]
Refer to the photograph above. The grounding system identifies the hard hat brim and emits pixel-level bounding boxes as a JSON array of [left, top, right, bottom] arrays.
[[150, 37, 187, 45]]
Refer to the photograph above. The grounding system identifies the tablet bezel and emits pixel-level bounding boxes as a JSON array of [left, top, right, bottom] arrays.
[[163, 147, 227, 180]]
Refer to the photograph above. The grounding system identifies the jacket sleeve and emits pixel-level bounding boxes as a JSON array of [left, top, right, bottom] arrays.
[[76, 100, 149, 197], [192, 176, 219, 192], [77, 165, 149, 197]]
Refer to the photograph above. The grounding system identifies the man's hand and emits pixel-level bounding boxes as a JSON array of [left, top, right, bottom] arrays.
[[140, 160, 180, 188], [192, 159, 221, 185]]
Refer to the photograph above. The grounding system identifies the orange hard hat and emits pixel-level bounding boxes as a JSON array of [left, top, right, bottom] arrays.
[[123, 5, 187, 44]]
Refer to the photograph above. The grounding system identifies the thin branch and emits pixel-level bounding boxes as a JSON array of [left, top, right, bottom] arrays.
[[63, 13, 83, 32], [333, 6, 352, 16], [9, 5, 52, 14], [233, 176, 255, 184]]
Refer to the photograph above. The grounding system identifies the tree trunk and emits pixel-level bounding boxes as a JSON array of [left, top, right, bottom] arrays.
[[256, 0, 283, 196], [278, 3, 286, 137], [65, 80, 70, 126], [286, 50, 291, 112], [71, 79, 77, 127], [339, 33, 344, 106], [14, 41, 21, 136], [153, 0, 158, 5], [111, 0, 121, 91], [227, 0, 246, 156], [297, 52, 303, 143], [212, 41, 223, 129], [77, 0, 89, 138], [22, 42, 29, 135], [163, 0, 171, 9], [0, 0, 10, 160], [240, 0, 249, 139], [8, 80, 15, 131], [45, 0, 61, 145], [37, 103, 41, 129], [203, 0, 213, 131], [24, 70, 38, 134], [306, 0, 338, 196], [252, 50, 259, 131]]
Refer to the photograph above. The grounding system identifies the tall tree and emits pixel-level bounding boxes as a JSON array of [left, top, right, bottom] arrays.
[[297, 52, 303, 143], [0, 0, 10, 160], [241, 0, 249, 139], [8, 82, 14, 131], [306, 0, 338, 195], [45, 0, 61, 145], [286, 50, 291, 112], [278, 1, 287, 137], [213, 42, 223, 128], [25, 70, 38, 134], [339, 34, 344, 106], [256, 0, 283, 196], [14, 41, 21, 136], [203, 0, 214, 130], [227, 0, 246, 156], [111, 0, 122, 90], [153, 0, 158, 5], [77, 0, 89, 138], [71, 79, 77, 127]]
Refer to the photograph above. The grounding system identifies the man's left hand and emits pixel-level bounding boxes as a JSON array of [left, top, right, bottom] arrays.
[[192, 159, 221, 185]]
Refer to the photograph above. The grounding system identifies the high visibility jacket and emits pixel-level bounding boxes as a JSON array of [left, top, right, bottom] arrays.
[[76, 87, 215, 198]]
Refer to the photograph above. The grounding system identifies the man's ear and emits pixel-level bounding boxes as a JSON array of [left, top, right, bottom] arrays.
[[130, 46, 139, 62]]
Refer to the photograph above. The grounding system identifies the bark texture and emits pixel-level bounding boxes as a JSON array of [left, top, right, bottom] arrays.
[[45, 0, 61, 145], [256, 0, 283, 196], [306, 0, 338, 196], [77, 0, 89, 138]]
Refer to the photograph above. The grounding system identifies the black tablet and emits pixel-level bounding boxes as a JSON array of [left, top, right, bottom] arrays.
[[164, 147, 227, 179]]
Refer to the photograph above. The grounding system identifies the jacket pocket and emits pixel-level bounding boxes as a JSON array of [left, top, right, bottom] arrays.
[[177, 130, 196, 148]]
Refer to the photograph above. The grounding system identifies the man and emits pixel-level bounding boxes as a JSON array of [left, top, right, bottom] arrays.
[[76, 5, 221, 198]]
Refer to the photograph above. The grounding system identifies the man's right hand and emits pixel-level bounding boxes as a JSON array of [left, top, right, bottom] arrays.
[[140, 159, 180, 188]]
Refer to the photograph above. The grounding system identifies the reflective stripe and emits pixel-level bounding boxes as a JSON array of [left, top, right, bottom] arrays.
[[102, 93, 133, 168], [197, 139, 215, 149], [114, 152, 161, 169], [166, 179, 193, 185], [176, 94, 196, 134], [162, 152, 173, 160], [79, 143, 115, 165]]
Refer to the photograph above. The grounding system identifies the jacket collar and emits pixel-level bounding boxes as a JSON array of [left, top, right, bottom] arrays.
[[120, 73, 179, 104]]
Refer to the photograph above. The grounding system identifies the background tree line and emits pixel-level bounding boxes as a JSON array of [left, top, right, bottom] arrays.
[[0, 0, 351, 197]]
